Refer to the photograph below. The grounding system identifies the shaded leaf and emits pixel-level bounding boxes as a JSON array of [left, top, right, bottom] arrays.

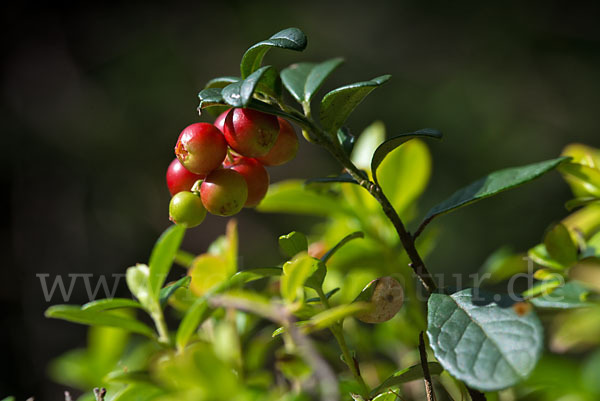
[[241, 28, 307, 78], [427, 288, 543, 391], [197, 87, 226, 110], [306, 287, 340, 303], [305, 172, 358, 185], [322, 231, 364, 263], [159, 276, 191, 308], [371, 129, 442, 185], [337, 127, 356, 155], [281, 58, 344, 103], [416, 157, 569, 238], [45, 305, 155, 338], [370, 362, 444, 397], [205, 76, 240, 89], [320, 75, 391, 133], [222, 66, 274, 107]]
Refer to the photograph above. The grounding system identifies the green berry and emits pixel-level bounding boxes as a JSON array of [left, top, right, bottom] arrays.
[[169, 191, 207, 228]]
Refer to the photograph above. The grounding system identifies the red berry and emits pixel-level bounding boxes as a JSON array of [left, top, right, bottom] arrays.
[[200, 169, 248, 216], [175, 123, 227, 175], [224, 157, 270, 207], [257, 118, 299, 166], [169, 191, 207, 228], [223, 108, 279, 158], [214, 109, 230, 133], [166, 158, 205, 196]]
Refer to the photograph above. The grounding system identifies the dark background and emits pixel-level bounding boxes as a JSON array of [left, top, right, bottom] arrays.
[[2, 1, 600, 399]]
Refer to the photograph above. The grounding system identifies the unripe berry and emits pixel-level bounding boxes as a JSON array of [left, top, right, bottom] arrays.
[[166, 158, 205, 196], [356, 276, 404, 324], [169, 191, 207, 228], [223, 108, 279, 158], [224, 156, 270, 207], [200, 169, 248, 216], [175, 123, 227, 175], [257, 118, 299, 166], [214, 109, 230, 133]]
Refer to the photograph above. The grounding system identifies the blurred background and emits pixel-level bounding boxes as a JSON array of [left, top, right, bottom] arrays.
[[2, 0, 599, 398]]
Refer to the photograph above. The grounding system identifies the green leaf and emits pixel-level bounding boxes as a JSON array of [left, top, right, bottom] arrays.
[[279, 231, 309, 258], [222, 66, 274, 108], [320, 75, 391, 134], [371, 129, 442, 185], [281, 253, 319, 303], [544, 223, 578, 266], [149, 224, 186, 299], [559, 162, 600, 198], [528, 243, 567, 270], [530, 281, 591, 309], [427, 288, 543, 391], [240, 27, 307, 78], [566, 196, 600, 211], [305, 173, 358, 185], [111, 383, 165, 401], [371, 393, 397, 401], [522, 277, 563, 298], [105, 369, 153, 383], [416, 157, 569, 237], [322, 231, 364, 263], [126, 264, 154, 310], [176, 297, 211, 351], [45, 305, 155, 338], [198, 87, 226, 110], [309, 302, 371, 330], [82, 298, 143, 312], [205, 76, 240, 89], [257, 179, 353, 216], [281, 58, 344, 104], [174, 249, 195, 268], [159, 276, 191, 308], [370, 362, 444, 397], [1, 397, 15, 401], [337, 127, 356, 155], [351, 121, 385, 170]]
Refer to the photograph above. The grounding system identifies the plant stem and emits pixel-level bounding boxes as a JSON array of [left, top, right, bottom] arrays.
[[419, 332, 437, 401], [316, 287, 370, 398], [152, 309, 170, 345]]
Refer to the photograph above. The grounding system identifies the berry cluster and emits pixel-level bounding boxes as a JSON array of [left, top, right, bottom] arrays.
[[167, 108, 298, 227]]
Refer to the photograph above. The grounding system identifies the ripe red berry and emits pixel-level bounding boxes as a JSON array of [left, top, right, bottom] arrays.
[[175, 123, 227, 175], [257, 118, 299, 166], [214, 108, 230, 133], [200, 169, 248, 216], [169, 191, 207, 228], [224, 156, 270, 207], [223, 108, 279, 158], [166, 158, 205, 196]]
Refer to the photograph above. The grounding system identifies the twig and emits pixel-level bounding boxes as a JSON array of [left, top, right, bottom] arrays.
[[93, 388, 106, 401], [418, 332, 436, 401]]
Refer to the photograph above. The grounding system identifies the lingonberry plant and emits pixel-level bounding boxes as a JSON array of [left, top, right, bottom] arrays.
[[37, 28, 600, 401]]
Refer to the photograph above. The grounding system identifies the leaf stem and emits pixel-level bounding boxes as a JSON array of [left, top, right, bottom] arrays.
[[152, 309, 170, 345], [316, 287, 370, 398], [419, 332, 437, 401]]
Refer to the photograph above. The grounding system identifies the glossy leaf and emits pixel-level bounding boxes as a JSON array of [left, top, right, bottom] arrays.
[[427, 288, 543, 391], [320, 75, 391, 133], [370, 362, 444, 397], [371, 129, 442, 185], [530, 281, 591, 309], [281, 58, 344, 104], [416, 157, 569, 238], [222, 66, 273, 108], [205, 76, 240, 89], [82, 298, 143, 312], [544, 223, 578, 266], [257, 180, 353, 216], [240, 28, 307, 78], [45, 305, 155, 338], [197, 87, 226, 110], [279, 231, 309, 258], [148, 224, 186, 299], [337, 127, 356, 155], [159, 276, 191, 308]]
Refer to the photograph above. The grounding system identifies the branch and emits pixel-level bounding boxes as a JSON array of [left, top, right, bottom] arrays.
[[419, 332, 436, 401]]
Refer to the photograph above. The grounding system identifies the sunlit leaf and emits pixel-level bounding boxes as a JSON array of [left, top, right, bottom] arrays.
[[351, 121, 385, 170], [544, 223, 578, 266], [148, 224, 186, 299], [279, 231, 309, 258], [82, 298, 143, 312]]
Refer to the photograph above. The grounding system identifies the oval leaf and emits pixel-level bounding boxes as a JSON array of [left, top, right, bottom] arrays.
[[149, 224, 186, 299], [320, 75, 391, 134], [241, 27, 307, 78], [371, 129, 442, 185], [279, 231, 309, 258], [427, 288, 543, 391], [222, 66, 274, 108], [415, 157, 570, 238], [82, 298, 143, 312], [281, 58, 344, 104], [205, 76, 240, 89], [45, 305, 155, 338], [197, 87, 226, 110]]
